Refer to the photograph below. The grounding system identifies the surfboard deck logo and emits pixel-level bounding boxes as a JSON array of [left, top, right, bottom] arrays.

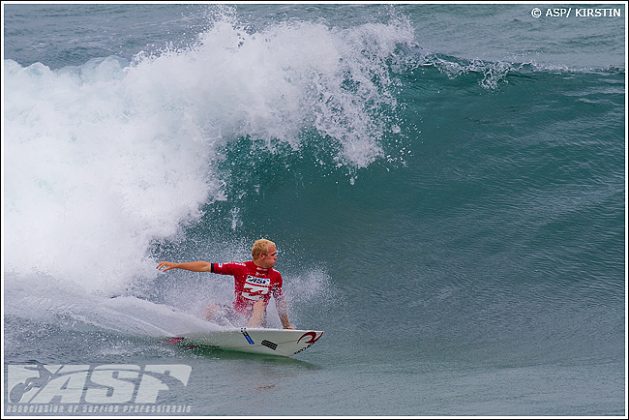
[[240, 328, 255, 345], [298, 331, 323, 344]]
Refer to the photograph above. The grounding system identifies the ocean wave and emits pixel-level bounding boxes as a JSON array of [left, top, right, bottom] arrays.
[[396, 47, 626, 90], [4, 8, 414, 297], [3, 5, 624, 339]]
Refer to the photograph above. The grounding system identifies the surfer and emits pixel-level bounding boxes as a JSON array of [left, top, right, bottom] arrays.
[[156, 239, 296, 329]]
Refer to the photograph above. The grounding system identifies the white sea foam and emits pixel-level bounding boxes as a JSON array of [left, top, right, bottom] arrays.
[[4, 273, 221, 336], [4, 10, 413, 315]]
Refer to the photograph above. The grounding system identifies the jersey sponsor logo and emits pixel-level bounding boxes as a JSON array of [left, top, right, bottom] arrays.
[[246, 276, 270, 286], [241, 276, 271, 301]]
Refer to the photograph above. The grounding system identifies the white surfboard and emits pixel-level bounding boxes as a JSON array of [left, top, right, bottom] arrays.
[[167, 328, 324, 357]]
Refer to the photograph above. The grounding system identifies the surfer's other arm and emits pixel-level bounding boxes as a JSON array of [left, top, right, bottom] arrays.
[[276, 297, 296, 329], [156, 261, 211, 272], [273, 287, 296, 329]]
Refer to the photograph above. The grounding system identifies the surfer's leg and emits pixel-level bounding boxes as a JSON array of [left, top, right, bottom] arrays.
[[246, 300, 267, 327], [203, 304, 221, 321]]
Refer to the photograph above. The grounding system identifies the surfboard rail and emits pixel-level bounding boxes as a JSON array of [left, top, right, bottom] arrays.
[[168, 327, 324, 357]]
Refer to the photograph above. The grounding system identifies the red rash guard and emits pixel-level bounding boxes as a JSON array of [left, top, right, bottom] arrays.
[[210, 261, 284, 314]]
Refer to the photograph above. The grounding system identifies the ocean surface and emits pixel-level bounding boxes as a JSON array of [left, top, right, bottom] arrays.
[[3, 3, 626, 416]]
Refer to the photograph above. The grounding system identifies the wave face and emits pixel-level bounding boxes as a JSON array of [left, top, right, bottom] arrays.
[[2, 4, 625, 414], [4, 7, 414, 295]]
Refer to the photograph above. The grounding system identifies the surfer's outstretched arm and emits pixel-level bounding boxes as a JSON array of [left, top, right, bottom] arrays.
[[156, 261, 211, 272]]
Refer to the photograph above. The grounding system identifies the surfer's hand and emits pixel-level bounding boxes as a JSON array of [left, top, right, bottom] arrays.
[[157, 261, 178, 272], [283, 323, 296, 330]]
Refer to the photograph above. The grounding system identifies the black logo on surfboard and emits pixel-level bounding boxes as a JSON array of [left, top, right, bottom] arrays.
[[261, 340, 278, 350]]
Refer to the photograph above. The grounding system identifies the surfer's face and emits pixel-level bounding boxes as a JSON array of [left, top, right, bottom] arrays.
[[261, 245, 278, 268]]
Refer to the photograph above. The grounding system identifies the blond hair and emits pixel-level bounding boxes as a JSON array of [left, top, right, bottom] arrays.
[[251, 239, 276, 259]]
